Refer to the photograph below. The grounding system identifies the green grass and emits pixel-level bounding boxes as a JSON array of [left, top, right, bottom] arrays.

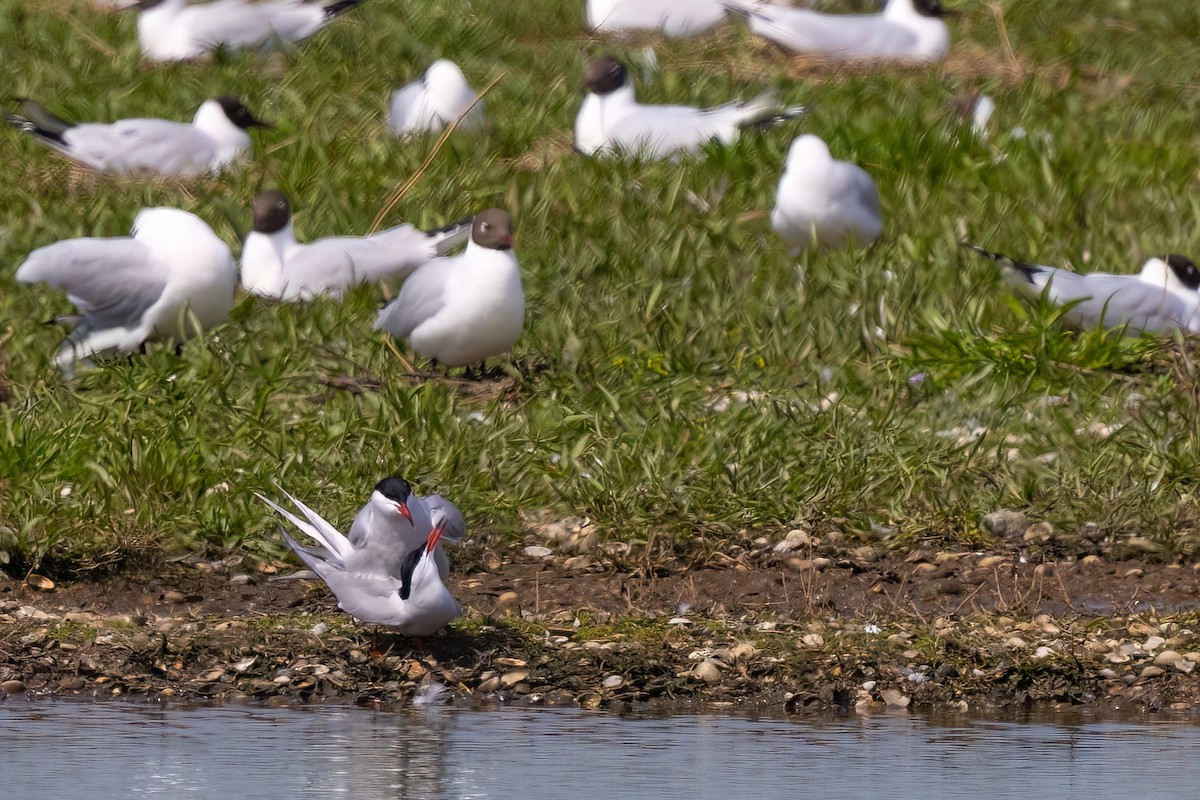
[[2, 0, 1200, 576]]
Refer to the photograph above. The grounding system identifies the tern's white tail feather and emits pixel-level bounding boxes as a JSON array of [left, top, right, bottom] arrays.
[[256, 491, 353, 562]]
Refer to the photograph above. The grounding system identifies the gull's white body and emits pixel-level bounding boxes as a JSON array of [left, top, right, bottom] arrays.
[[731, 0, 950, 62], [771, 134, 882, 253], [588, 0, 734, 38], [374, 237, 524, 367], [240, 220, 470, 301], [964, 245, 1200, 336], [16, 208, 236, 372], [575, 82, 793, 159], [37, 99, 252, 176], [388, 60, 484, 137], [138, 0, 349, 61], [263, 491, 460, 636]]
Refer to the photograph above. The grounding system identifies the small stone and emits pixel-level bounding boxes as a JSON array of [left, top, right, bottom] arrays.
[[774, 529, 813, 552], [602, 675, 624, 689], [881, 689, 910, 708], [785, 558, 829, 572], [1081, 555, 1103, 566], [861, 680, 877, 691], [1175, 660, 1195, 674], [801, 633, 824, 648], [496, 657, 527, 667], [1123, 568, 1144, 580], [199, 669, 225, 682], [1140, 666, 1165, 678], [309, 623, 328, 636], [159, 688, 175, 697], [692, 660, 721, 683], [500, 670, 530, 688], [478, 676, 501, 693], [977, 555, 1007, 568], [667, 617, 691, 625], [1023, 522, 1054, 544], [982, 509, 1030, 540], [523, 546, 552, 559], [1, 680, 26, 695], [348, 649, 368, 664], [1153, 650, 1182, 666], [228, 574, 252, 585], [913, 563, 938, 575], [1033, 563, 1056, 578], [162, 590, 186, 604], [1033, 646, 1055, 659]]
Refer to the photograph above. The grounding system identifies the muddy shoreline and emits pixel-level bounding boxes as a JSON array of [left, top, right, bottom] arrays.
[[3, 543, 1200, 714]]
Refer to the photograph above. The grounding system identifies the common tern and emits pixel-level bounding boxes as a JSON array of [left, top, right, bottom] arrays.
[[574, 55, 805, 159], [724, 0, 952, 62], [961, 243, 1200, 335], [16, 208, 237, 374], [771, 134, 882, 253], [136, 0, 364, 62], [374, 209, 524, 369], [240, 190, 471, 300], [346, 475, 453, 581], [5, 96, 269, 177], [387, 59, 484, 137], [264, 490, 460, 636]]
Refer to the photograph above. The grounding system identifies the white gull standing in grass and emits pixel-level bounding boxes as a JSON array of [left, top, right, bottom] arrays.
[[723, 0, 953, 62], [239, 190, 471, 300], [374, 208, 524, 369], [771, 134, 882, 254], [387, 59, 484, 137], [574, 55, 805, 159], [261, 489, 461, 636], [5, 96, 270, 177], [16, 208, 237, 374], [135, 0, 365, 62], [960, 243, 1200, 336]]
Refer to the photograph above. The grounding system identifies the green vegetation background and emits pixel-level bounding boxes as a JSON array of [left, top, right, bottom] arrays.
[[2, 0, 1199, 576]]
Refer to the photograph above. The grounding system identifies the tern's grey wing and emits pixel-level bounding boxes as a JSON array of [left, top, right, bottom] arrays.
[[16, 238, 167, 332], [373, 260, 449, 338], [423, 494, 466, 542]]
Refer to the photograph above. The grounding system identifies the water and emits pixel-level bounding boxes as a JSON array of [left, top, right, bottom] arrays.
[[2, 701, 1199, 799]]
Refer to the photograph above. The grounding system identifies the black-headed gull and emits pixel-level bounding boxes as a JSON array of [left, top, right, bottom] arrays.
[[772, 134, 882, 253], [725, 0, 952, 62], [5, 96, 269, 177], [374, 209, 524, 368], [240, 190, 471, 300], [16, 208, 237, 374], [136, 0, 364, 62], [387, 59, 484, 137], [264, 490, 461, 636], [588, 0, 743, 38], [961, 243, 1200, 335], [575, 55, 805, 159]]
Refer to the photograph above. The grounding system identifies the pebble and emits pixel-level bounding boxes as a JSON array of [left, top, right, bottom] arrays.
[[977, 555, 1007, 568], [1175, 660, 1195, 674], [692, 660, 721, 683], [500, 670, 530, 688], [477, 676, 501, 693], [1153, 650, 1182, 666], [602, 675, 624, 689], [729, 642, 758, 660], [773, 529, 814, 552], [982, 509, 1030, 540], [786, 558, 830, 572], [1033, 646, 1055, 659], [801, 633, 824, 648], [1081, 555, 1103, 566], [497, 591, 519, 607], [1140, 666, 1165, 678], [881, 689, 910, 708], [162, 590, 186, 604], [1023, 522, 1054, 544], [1123, 568, 1144, 580], [1144, 636, 1166, 651], [667, 617, 691, 626], [523, 546, 553, 559]]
